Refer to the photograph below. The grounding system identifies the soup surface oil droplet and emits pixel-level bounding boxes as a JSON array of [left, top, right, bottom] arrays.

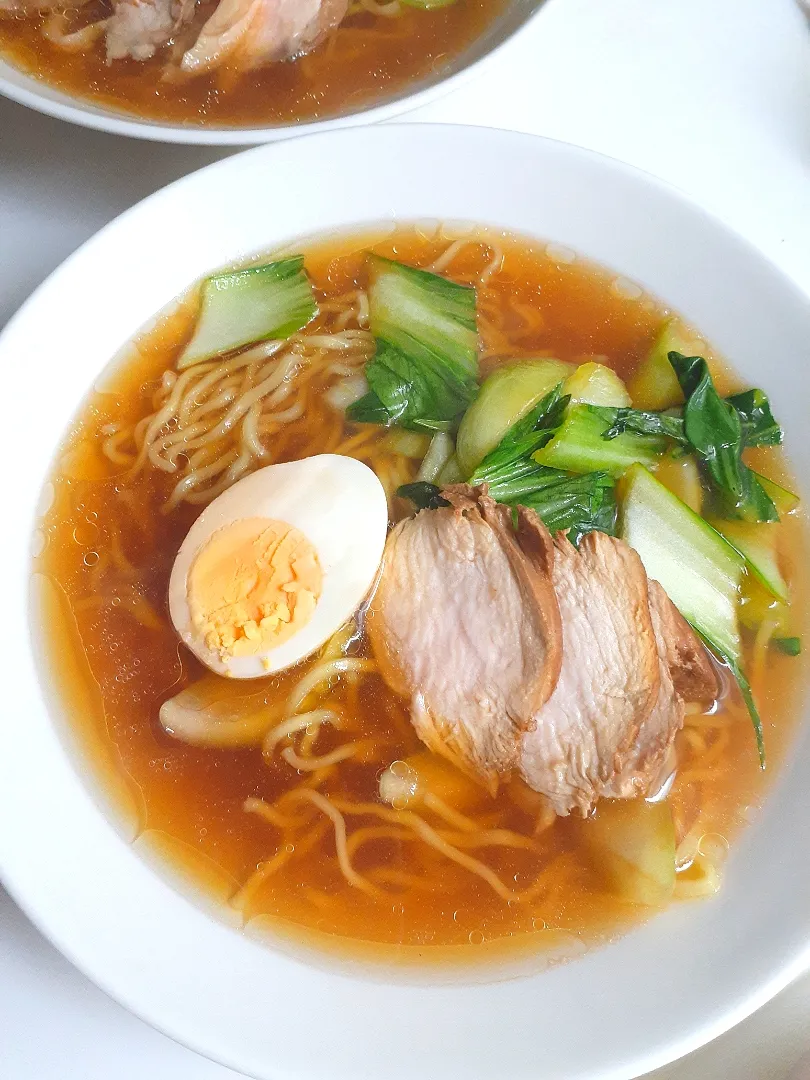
[[73, 521, 99, 546], [698, 832, 730, 864], [468, 930, 485, 946], [545, 243, 576, 265], [612, 276, 643, 300]]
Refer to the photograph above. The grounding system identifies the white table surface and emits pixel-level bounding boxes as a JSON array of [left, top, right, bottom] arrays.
[[2, 0, 810, 1076]]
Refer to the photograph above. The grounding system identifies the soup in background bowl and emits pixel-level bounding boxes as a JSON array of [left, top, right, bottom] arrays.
[[1, 126, 809, 1080], [0, 0, 540, 142]]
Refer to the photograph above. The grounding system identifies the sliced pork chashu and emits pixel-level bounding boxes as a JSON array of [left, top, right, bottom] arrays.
[[599, 581, 717, 801], [369, 486, 717, 814], [180, 0, 347, 75], [518, 531, 663, 816], [105, 0, 191, 60], [648, 580, 718, 704], [367, 487, 562, 787], [519, 541, 717, 812], [603, 587, 685, 800]]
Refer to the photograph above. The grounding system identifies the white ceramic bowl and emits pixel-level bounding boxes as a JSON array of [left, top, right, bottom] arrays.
[[1, 125, 809, 1080], [0, 0, 544, 144]]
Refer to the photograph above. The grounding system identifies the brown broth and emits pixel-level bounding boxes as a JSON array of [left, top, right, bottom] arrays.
[[0, 1, 503, 128], [34, 226, 809, 966]]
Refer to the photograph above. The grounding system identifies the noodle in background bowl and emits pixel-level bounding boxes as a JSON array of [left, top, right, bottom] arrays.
[[0, 0, 545, 145], [0, 125, 809, 1079]]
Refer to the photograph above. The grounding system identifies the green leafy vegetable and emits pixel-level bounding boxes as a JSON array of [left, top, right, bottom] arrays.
[[396, 482, 449, 510], [520, 471, 617, 545], [628, 318, 694, 410], [410, 419, 455, 433], [601, 388, 781, 455], [599, 407, 687, 444], [396, 472, 614, 544], [469, 385, 568, 486], [618, 463, 764, 764], [456, 358, 574, 475], [756, 473, 799, 516], [715, 651, 765, 767], [417, 431, 455, 482], [368, 254, 478, 375], [726, 389, 782, 448], [464, 385, 616, 542], [712, 518, 787, 601], [477, 460, 561, 503], [348, 256, 479, 429], [346, 388, 393, 426], [533, 404, 666, 475], [178, 257, 317, 370], [563, 362, 632, 407], [348, 339, 476, 429], [774, 636, 801, 656], [668, 352, 778, 523]]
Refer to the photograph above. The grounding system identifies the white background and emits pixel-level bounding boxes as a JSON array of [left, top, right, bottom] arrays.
[[1, 0, 810, 1076]]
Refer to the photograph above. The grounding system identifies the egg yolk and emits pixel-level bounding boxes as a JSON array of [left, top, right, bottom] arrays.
[[187, 517, 323, 665]]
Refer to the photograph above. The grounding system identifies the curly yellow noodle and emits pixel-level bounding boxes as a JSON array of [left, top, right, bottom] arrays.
[[286, 658, 377, 716], [368, 867, 450, 893], [346, 825, 414, 860], [243, 797, 310, 830], [422, 792, 480, 832], [283, 790, 381, 897], [234, 819, 331, 917], [326, 798, 549, 903], [263, 710, 341, 759], [282, 743, 360, 771]]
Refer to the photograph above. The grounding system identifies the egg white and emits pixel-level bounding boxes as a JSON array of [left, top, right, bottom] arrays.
[[168, 455, 389, 678]]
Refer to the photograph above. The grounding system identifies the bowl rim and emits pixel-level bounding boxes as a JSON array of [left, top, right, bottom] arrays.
[[0, 0, 550, 145], [1, 123, 810, 1080]]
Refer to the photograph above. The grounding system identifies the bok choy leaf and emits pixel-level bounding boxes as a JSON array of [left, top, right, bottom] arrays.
[[178, 257, 318, 369], [518, 471, 617, 545], [396, 471, 616, 544], [668, 352, 778, 523], [726, 388, 782, 448], [396, 482, 449, 510], [774, 636, 801, 656], [599, 408, 687, 444], [348, 340, 477, 429], [469, 385, 568, 487], [464, 385, 617, 542], [601, 385, 781, 453], [602, 354, 784, 523], [347, 256, 480, 429]]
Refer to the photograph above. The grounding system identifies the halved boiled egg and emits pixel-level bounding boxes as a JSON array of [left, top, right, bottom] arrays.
[[168, 455, 388, 678]]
